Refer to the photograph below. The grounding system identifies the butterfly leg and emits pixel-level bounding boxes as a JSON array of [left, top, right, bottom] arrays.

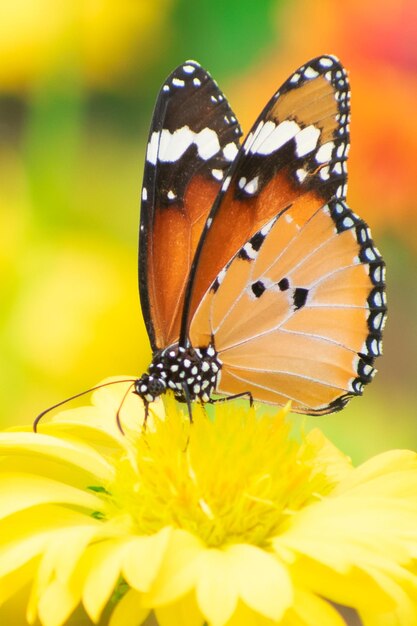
[[208, 392, 254, 408], [181, 383, 194, 424], [142, 401, 150, 433]]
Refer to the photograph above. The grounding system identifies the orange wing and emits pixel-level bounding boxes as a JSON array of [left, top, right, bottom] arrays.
[[139, 61, 242, 350], [181, 55, 351, 342], [190, 198, 386, 414]]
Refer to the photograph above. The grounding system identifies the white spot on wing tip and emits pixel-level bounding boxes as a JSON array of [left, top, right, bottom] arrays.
[[319, 166, 330, 180], [319, 56, 334, 68], [172, 78, 185, 88], [304, 66, 319, 79], [315, 141, 334, 163], [142, 187, 147, 201], [183, 64, 196, 74]]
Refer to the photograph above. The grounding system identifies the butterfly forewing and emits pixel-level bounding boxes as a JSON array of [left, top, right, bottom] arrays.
[[188, 56, 386, 414], [182, 55, 350, 340], [139, 60, 242, 350]]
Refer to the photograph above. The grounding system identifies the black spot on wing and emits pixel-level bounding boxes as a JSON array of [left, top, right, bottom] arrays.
[[293, 287, 308, 310], [250, 231, 266, 252], [238, 247, 252, 261], [251, 280, 266, 298], [278, 278, 290, 291], [237, 227, 269, 261]]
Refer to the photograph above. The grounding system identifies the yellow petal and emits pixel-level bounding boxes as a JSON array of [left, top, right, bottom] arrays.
[[109, 589, 149, 626], [360, 590, 417, 626], [300, 428, 353, 483], [290, 588, 351, 626], [37, 579, 82, 626], [360, 563, 417, 619], [143, 529, 204, 606], [358, 574, 417, 626], [225, 544, 293, 621], [195, 549, 238, 626], [225, 600, 277, 626], [0, 559, 37, 607], [82, 539, 131, 622], [0, 506, 99, 577], [275, 495, 416, 572], [0, 534, 48, 579], [289, 556, 396, 614], [0, 473, 105, 519], [155, 592, 204, 626], [26, 524, 100, 624], [332, 450, 417, 497], [122, 527, 172, 592], [49, 526, 101, 585], [0, 432, 115, 482]]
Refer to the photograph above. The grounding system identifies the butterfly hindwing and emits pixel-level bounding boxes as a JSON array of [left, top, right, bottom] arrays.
[[182, 55, 351, 339], [190, 198, 386, 414], [139, 61, 242, 350]]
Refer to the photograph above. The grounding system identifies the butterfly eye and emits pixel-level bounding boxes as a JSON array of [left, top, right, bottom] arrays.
[[134, 375, 166, 401]]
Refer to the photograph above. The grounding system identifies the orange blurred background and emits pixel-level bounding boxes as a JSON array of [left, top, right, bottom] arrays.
[[1, 0, 416, 461]]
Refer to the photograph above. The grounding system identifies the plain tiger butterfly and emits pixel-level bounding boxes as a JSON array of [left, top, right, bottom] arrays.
[[33, 55, 387, 431], [133, 55, 386, 419]]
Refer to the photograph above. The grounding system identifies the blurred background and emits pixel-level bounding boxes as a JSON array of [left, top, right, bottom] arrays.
[[1, 0, 416, 462]]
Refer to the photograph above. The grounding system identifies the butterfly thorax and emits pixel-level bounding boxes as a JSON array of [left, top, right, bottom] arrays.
[[134, 344, 221, 404]]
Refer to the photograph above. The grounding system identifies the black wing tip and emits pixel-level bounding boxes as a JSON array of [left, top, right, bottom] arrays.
[[183, 59, 202, 67], [272, 54, 350, 109], [312, 53, 341, 64], [301, 54, 344, 70]]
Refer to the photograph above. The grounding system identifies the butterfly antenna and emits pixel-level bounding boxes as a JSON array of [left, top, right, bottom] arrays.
[[33, 379, 136, 432], [115, 381, 136, 435]]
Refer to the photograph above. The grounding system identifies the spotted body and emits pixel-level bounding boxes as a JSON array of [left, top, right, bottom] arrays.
[[135, 344, 221, 404], [135, 55, 386, 416]]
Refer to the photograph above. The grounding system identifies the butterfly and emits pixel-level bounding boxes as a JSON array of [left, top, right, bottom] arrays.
[[133, 55, 387, 418]]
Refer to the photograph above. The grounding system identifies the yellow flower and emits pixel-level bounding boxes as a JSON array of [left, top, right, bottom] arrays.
[[1, 378, 417, 626]]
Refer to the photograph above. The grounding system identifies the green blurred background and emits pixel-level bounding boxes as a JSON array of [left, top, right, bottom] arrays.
[[1, 0, 416, 462]]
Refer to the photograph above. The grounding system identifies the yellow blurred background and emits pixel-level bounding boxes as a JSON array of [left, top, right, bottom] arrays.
[[1, 0, 416, 462]]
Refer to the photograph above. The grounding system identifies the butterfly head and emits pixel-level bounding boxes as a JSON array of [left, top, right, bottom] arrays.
[[134, 374, 167, 403]]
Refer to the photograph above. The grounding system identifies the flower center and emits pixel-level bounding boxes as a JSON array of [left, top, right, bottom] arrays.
[[106, 400, 331, 547]]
